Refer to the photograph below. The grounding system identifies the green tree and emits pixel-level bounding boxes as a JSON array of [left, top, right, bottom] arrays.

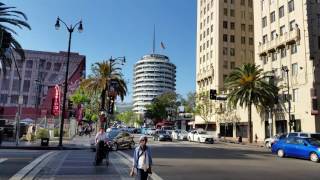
[[180, 92, 196, 113], [144, 92, 178, 125], [80, 61, 127, 111], [0, 2, 31, 75], [194, 92, 213, 131], [116, 110, 138, 126], [224, 63, 278, 143]]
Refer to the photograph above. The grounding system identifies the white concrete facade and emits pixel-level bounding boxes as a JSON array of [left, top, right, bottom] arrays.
[[133, 54, 176, 113]]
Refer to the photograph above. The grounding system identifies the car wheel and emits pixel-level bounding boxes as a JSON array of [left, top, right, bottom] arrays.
[[277, 149, 285, 158], [265, 142, 270, 149], [310, 152, 319, 162], [112, 143, 118, 151]]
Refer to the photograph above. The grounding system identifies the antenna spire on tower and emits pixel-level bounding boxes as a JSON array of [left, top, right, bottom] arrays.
[[153, 24, 156, 54]]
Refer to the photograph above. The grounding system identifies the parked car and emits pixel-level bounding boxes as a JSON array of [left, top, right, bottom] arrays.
[[271, 137, 320, 162], [286, 132, 320, 140], [188, 129, 214, 144], [90, 131, 135, 151], [264, 134, 287, 149], [171, 129, 188, 140], [147, 128, 157, 135], [153, 130, 172, 141], [141, 127, 149, 135]]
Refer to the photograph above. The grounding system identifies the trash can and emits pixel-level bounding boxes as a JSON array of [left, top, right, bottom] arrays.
[[41, 138, 49, 146]]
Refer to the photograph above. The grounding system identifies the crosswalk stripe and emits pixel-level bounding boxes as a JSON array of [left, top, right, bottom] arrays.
[[0, 158, 8, 164]]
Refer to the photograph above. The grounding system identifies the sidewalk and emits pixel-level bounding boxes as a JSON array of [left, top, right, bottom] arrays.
[[0, 135, 92, 150]]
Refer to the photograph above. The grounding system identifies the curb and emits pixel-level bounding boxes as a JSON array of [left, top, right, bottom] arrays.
[[9, 151, 58, 180], [116, 151, 163, 180], [0, 145, 90, 150]]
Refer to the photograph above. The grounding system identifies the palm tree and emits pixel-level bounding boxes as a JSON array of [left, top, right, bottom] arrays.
[[80, 60, 127, 111], [225, 63, 278, 143], [0, 2, 31, 74]]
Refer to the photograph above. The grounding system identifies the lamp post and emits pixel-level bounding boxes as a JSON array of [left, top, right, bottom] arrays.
[[281, 66, 293, 132], [55, 17, 83, 147]]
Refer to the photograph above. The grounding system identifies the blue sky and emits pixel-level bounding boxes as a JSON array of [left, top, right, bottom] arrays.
[[3, 0, 197, 102]]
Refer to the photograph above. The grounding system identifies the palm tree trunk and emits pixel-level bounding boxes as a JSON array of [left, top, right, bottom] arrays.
[[248, 103, 253, 143], [101, 89, 106, 110]]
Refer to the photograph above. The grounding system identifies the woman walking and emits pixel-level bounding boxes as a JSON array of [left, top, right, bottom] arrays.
[[131, 135, 153, 180]]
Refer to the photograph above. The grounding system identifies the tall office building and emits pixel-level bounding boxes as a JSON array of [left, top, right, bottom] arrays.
[[195, 0, 254, 132], [253, 0, 320, 138], [133, 54, 176, 114]]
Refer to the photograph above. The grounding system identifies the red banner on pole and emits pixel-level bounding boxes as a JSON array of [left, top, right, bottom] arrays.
[[51, 85, 60, 116]]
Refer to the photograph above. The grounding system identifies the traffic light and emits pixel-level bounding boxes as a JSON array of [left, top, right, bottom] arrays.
[[108, 96, 115, 114], [210, 89, 217, 100], [68, 100, 73, 110]]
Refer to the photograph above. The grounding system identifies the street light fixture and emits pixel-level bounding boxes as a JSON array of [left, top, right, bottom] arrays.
[[55, 17, 83, 148], [281, 65, 293, 132]]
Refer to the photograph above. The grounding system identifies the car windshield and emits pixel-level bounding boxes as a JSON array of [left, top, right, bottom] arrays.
[[107, 131, 120, 139], [198, 131, 207, 134], [181, 130, 188, 134], [158, 131, 167, 134], [310, 134, 320, 140], [306, 138, 320, 146]]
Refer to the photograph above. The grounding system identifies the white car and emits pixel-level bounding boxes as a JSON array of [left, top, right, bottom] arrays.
[[147, 128, 157, 135], [188, 129, 214, 144], [171, 129, 188, 140]]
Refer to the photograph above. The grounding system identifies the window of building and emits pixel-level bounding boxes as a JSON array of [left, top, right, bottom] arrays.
[[223, 61, 228, 69], [230, 0, 234, 4], [271, 30, 277, 40], [241, 37, 246, 44], [39, 59, 46, 69], [248, 0, 253, 7], [53, 63, 62, 71], [230, 22, 235, 30], [292, 88, 298, 102], [207, 28, 209, 35], [279, 6, 285, 18], [262, 35, 268, 43], [288, 0, 295, 13], [230, 62, 235, 69], [12, 79, 20, 91], [10, 95, 18, 104], [318, 36, 320, 49], [248, 25, 253, 32], [241, 24, 246, 31], [249, 38, 254, 45], [23, 80, 30, 92], [291, 43, 297, 54], [23, 96, 28, 105], [271, 52, 277, 61], [241, 0, 245, 5], [230, 48, 235, 56], [230, 9, 235, 17], [270, 11, 276, 23], [223, 21, 228, 29], [280, 25, 286, 35], [289, 20, 296, 31], [224, 0, 227, 3], [261, 56, 268, 65], [0, 94, 8, 104], [46, 62, 51, 70], [292, 63, 298, 76], [223, 34, 228, 42], [200, 22, 202, 30], [26, 60, 33, 69], [262, 16, 267, 28], [211, 25, 213, 32], [223, 47, 228, 55], [1, 79, 10, 90], [210, 37, 213, 45], [224, 8, 228, 16], [230, 35, 235, 43], [24, 70, 32, 78], [241, 11, 246, 19], [280, 48, 287, 58]]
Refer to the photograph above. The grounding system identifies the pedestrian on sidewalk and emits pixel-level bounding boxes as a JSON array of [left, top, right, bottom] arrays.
[[131, 135, 153, 180]]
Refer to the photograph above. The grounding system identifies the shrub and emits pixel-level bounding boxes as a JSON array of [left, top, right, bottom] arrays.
[[36, 129, 49, 139]]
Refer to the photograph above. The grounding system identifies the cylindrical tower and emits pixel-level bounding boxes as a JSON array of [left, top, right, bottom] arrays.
[[133, 54, 176, 113]]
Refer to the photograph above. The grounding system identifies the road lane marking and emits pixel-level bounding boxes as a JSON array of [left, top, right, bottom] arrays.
[[0, 158, 8, 164], [9, 151, 56, 180], [116, 151, 164, 180]]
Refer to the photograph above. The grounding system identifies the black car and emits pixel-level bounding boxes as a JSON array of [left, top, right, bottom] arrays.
[[153, 130, 172, 141], [107, 131, 135, 151]]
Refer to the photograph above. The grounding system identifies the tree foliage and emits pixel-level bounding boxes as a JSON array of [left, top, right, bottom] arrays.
[[225, 63, 278, 143], [116, 110, 140, 126], [194, 92, 213, 130]]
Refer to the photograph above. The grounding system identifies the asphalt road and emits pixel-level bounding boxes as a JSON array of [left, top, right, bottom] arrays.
[[123, 135, 320, 180], [0, 149, 46, 180]]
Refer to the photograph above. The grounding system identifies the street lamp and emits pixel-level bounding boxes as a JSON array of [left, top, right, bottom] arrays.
[[55, 17, 83, 147], [281, 66, 293, 132]]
